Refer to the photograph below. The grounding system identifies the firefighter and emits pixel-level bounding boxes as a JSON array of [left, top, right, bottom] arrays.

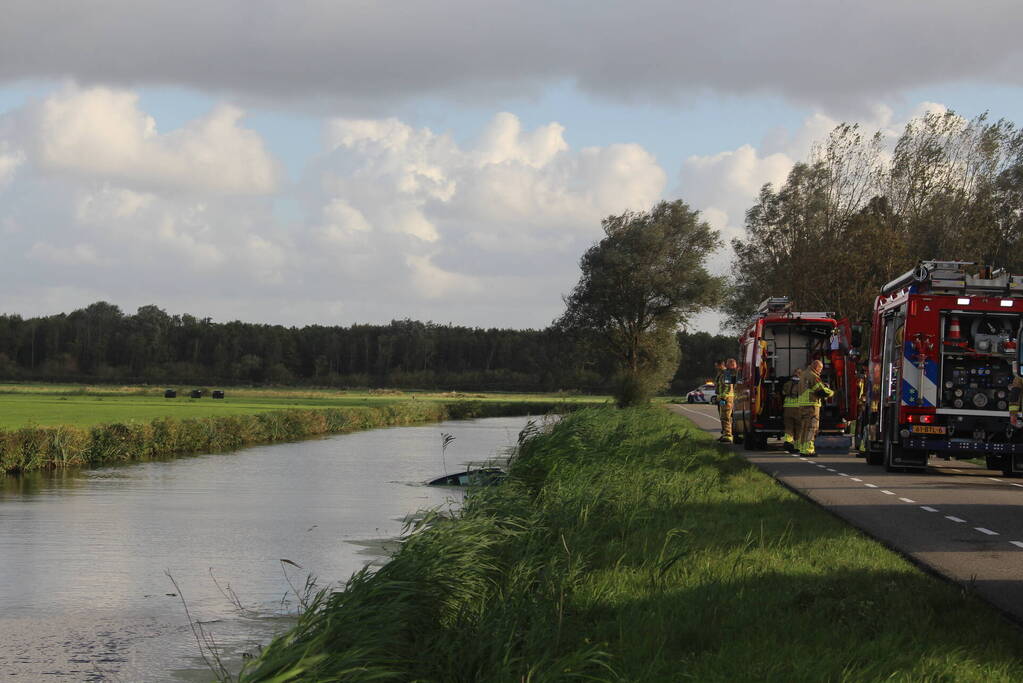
[[796, 359, 834, 456], [855, 368, 868, 455], [713, 359, 726, 434], [1009, 374, 1023, 429], [717, 358, 738, 443], [781, 368, 803, 453]]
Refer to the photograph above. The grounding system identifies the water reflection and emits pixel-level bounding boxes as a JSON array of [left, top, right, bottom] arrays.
[[0, 416, 532, 681]]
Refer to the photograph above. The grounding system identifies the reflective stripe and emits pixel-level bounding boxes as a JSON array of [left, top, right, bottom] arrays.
[[797, 382, 834, 407]]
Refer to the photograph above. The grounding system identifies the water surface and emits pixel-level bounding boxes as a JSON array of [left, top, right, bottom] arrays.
[[0, 416, 533, 680]]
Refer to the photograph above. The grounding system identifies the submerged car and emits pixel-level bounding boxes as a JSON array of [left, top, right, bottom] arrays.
[[685, 383, 717, 404]]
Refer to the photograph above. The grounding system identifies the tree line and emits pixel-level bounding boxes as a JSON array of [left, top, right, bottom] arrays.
[[0, 301, 732, 393]]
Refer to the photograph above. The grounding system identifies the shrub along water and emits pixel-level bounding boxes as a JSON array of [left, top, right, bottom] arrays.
[[0, 400, 564, 474], [240, 407, 1023, 682]]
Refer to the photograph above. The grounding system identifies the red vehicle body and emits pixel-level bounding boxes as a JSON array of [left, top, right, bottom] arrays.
[[733, 297, 858, 450], [862, 261, 1023, 475]]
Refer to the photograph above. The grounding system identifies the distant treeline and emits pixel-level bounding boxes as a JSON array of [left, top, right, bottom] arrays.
[[0, 302, 733, 393]]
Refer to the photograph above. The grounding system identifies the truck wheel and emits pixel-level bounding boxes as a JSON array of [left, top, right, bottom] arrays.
[[884, 437, 903, 473], [1003, 453, 1021, 478], [865, 444, 883, 466]]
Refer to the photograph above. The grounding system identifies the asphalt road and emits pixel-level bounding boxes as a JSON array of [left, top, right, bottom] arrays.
[[669, 402, 1023, 623]]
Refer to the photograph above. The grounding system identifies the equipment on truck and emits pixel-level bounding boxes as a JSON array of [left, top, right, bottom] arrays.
[[861, 261, 1023, 475], [732, 297, 858, 452]]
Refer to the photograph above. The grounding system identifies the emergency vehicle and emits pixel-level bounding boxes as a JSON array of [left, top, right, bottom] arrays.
[[732, 297, 858, 450], [861, 261, 1023, 475]]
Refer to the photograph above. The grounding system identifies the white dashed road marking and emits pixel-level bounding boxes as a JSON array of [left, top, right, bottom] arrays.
[[864, 483, 878, 488], [838, 473, 849, 477], [976, 527, 999, 536], [851, 478, 862, 482], [921, 506, 939, 512], [881, 490, 895, 495], [945, 515, 967, 523], [1011, 541, 1023, 549], [899, 497, 916, 503]]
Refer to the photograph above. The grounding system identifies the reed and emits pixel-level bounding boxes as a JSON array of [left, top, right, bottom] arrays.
[[239, 407, 1023, 682]]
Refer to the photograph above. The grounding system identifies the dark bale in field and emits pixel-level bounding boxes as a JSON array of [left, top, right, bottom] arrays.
[[212, 390, 225, 399], [164, 389, 177, 398], [189, 389, 203, 399]]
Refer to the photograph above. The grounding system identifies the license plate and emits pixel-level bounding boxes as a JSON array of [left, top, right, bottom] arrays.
[[910, 425, 946, 434]]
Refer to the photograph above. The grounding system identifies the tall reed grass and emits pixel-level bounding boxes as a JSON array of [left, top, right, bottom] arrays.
[[239, 407, 1023, 682], [0, 400, 564, 474]]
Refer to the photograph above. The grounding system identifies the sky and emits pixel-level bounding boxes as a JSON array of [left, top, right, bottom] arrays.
[[2, 1, 1022, 333]]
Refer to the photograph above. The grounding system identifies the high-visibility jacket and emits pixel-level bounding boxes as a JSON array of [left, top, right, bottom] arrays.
[[796, 370, 834, 407], [715, 370, 734, 400], [782, 377, 801, 408], [1010, 377, 1023, 413]]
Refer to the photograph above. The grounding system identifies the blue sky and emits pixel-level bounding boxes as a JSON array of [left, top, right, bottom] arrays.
[[1, 1, 1021, 332]]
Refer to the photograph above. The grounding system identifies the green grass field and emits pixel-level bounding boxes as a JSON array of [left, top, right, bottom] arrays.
[[0, 383, 609, 429]]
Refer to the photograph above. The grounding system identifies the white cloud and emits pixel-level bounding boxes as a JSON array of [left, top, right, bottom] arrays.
[[406, 253, 480, 299], [680, 145, 794, 244], [0, 144, 23, 186], [25, 86, 279, 194], [0, 96, 669, 328], [476, 113, 568, 168]]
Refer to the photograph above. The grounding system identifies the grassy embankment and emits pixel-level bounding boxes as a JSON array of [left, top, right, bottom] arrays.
[[241, 407, 1023, 682], [0, 384, 603, 474]]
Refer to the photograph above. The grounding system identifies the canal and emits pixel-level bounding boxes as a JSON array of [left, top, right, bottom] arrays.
[[0, 415, 535, 680]]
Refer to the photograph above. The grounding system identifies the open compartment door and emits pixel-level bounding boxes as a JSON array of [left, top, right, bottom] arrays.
[[837, 318, 857, 422]]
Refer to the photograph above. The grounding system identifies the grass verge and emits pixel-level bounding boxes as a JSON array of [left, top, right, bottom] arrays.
[[0, 400, 567, 474], [239, 406, 1023, 682]]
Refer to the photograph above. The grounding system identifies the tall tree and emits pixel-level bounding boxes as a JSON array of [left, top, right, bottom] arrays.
[[725, 109, 1023, 330], [558, 200, 723, 407]]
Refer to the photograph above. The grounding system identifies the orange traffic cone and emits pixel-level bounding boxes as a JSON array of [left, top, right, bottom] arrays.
[[946, 316, 963, 346], [949, 316, 962, 339]]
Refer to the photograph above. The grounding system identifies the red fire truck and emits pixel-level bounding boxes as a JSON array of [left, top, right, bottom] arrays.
[[861, 261, 1023, 475], [732, 297, 859, 450]]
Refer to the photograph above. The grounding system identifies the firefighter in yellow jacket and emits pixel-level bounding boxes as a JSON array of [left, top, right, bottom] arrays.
[[712, 360, 726, 434], [796, 360, 834, 456], [1009, 375, 1023, 428], [717, 358, 737, 443], [781, 368, 803, 453]]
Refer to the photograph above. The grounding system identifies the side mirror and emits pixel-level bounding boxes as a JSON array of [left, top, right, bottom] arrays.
[[723, 369, 737, 384]]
